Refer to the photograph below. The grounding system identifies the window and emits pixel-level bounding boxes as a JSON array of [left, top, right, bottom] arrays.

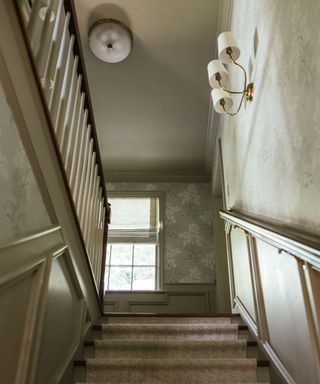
[[105, 193, 163, 291]]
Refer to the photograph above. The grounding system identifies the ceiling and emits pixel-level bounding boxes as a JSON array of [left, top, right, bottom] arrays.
[[74, 0, 220, 181]]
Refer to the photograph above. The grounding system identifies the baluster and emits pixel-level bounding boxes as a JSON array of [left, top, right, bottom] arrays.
[[91, 188, 102, 278], [80, 149, 95, 232], [93, 198, 103, 280], [35, 0, 56, 70], [88, 175, 100, 262], [84, 164, 98, 248], [59, 55, 78, 154], [54, 35, 75, 138], [76, 126, 91, 213], [96, 204, 106, 287], [77, 137, 93, 220], [48, 11, 70, 114], [69, 109, 88, 191], [41, 0, 64, 101], [26, 0, 43, 45], [65, 91, 84, 175]]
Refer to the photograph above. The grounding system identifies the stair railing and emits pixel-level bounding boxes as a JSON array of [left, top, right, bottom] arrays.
[[13, 0, 110, 299]]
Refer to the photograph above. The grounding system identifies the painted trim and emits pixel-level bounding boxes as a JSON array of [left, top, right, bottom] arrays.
[[126, 291, 210, 313], [0, 226, 61, 252], [262, 341, 296, 384]]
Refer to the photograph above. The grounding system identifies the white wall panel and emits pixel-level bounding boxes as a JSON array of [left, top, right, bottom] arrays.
[[256, 239, 318, 384], [230, 227, 256, 322], [0, 271, 35, 384], [35, 252, 84, 384], [0, 84, 51, 245]]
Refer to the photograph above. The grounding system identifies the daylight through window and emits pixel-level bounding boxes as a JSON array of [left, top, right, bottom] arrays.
[[105, 195, 161, 291]]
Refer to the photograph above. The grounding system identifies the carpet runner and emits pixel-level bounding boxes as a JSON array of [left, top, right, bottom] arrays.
[[80, 315, 268, 383]]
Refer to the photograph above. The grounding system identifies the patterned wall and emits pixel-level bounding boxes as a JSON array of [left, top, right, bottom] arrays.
[[220, 0, 320, 233], [0, 83, 51, 244], [107, 182, 215, 284]]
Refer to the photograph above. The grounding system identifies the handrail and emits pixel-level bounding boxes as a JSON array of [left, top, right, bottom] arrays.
[[220, 210, 320, 269], [13, 0, 109, 303]]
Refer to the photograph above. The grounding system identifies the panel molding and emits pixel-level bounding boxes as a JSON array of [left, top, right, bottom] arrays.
[[104, 285, 215, 313], [33, 250, 86, 384]]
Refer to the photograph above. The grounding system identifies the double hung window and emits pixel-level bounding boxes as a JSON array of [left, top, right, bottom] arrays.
[[105, 193, 162, 291]]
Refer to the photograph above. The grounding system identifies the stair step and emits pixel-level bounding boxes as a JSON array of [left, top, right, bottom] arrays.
[[83, 358, 267, 383], [100, 323, 241, 341], [105, 316, 236, 324], [94, 339, 248, 359], [74, 317, 269, 384]]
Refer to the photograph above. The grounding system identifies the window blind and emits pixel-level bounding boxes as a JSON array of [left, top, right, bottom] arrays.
[[108, 197, 159, 242]]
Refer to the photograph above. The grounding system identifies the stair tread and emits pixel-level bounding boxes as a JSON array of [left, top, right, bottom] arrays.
[[75, 317, 269, 384]]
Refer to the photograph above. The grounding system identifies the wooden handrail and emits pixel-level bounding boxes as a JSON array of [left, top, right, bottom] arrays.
[[220, 210, 320, 269]]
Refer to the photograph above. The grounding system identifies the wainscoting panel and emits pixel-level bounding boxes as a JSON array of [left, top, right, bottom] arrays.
[[0, 269, 37, 384], [230, 227, 256, 322], [35, 251, 85, 384], [104, 284, 215, 313], [256, 239, 318, 384], [0, 227, 63, 384]]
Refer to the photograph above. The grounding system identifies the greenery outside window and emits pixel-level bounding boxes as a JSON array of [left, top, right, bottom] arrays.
[[105, 192, 163, 291]]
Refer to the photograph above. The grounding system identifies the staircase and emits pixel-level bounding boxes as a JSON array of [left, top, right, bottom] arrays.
[[74, 314, 270, 384]]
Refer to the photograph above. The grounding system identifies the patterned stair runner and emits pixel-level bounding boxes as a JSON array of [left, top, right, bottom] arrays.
[[79, 315, 269, 384]]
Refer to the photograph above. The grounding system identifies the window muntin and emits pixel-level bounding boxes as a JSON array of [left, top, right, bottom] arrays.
[[106, 243, 157, 290]]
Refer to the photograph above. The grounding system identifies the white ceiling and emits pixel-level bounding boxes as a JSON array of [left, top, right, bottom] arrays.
[[75, 0, 220, 181]]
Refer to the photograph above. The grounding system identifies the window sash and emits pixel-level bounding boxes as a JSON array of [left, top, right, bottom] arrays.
[[106, 243, 158, 291]]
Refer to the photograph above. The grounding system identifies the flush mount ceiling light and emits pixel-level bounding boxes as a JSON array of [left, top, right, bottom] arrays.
[[207, 31, 254, 116], [89, 19, 133, 63]]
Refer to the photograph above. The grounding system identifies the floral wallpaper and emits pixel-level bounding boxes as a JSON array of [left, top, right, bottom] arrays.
[[0, 83, 51, 244], [220, 0, 320, 233], [107, 182, 215, 284]]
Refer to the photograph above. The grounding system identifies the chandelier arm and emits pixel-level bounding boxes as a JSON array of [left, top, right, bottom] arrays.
[[217, 79, 244, 95], [228, 52, 247, 92], [222, 93, 245, 116]]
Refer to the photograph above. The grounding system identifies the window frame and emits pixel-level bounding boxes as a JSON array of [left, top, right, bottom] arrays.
[[106, 191, 164, 292]]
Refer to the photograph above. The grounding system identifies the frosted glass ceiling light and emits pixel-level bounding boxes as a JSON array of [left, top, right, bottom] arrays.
[[207, 31, 254, 116], [89, 19, 133, 63]]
